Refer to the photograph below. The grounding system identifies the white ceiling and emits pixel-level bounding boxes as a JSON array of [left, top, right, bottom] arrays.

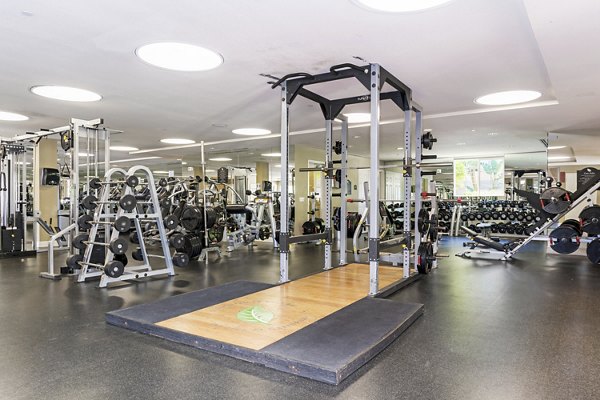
[[0, 0, 599, 169]]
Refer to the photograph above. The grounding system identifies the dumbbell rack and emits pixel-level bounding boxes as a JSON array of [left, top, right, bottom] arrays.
[[77, 166, 174, 287]]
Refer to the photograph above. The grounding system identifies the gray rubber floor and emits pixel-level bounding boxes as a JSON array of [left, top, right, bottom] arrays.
[[0, 238, 598, 399]]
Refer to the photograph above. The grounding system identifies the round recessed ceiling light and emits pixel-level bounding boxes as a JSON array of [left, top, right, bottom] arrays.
[[209, 157, 232, 162], [475, 90, 541, 106], [136, 42, 223, 72], [232, 128, 272, 136], [31, 85, 102, 102], [160, 138, 195, 145], [344, 113, 371, 123], [261, 153, 281, 157], [110, 146, 139, 152], [352, 0, 452, 13], [0, 111, 29, 121]]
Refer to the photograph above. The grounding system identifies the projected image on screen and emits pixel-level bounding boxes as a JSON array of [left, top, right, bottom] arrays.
[[454, 158, 505, 197], [454, 159, 480, 197], [479, 158, 505, 196]]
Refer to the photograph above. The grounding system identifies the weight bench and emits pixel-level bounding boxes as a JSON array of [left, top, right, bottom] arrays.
[[456, 225, 516, 259]]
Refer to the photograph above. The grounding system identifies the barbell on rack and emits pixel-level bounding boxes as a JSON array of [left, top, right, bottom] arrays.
[[88, 176, 139, 190], [131, 247, 190, 267], [82, 194, 137, 212], [72, 233, 129, 255], [65, 254, 125, 278], [77, 214, 132, 232]]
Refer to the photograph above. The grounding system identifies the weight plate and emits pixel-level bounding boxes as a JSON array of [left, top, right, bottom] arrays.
[[114, 253, 128, 267], [181, 206, 202, 231], [172, 252, 190, 267], [73, 234, 88, 250], [88, 177, 102, 190], [164, 214, 179, 230], [132, 247, 144, 261], [129, 231, 139, 244], [77, 214, 93, 231], [66, 254, 83, 268], [118, 194, 137, 212], [586, 238, 600, 264], [169, 233, 186, 249], [540, 187, 572, 214], [82, 195, 98, 210], [108, 238, 128, 255], [579, 205, 600, 235], [549, 224, 580, 254], [114, 216, 132, 233], [417, 241, 434, 274], [104, 260, 125, 278], [126, 175, 139, 188]]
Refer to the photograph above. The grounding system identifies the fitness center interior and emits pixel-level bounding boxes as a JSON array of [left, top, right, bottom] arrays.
[[1, 1, 599, 399]]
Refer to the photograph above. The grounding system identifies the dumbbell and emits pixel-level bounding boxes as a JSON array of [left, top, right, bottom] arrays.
[[88, 175, 139, 190], [131, 247, 189, 267], [66, 254, 125, 278], [82, 194, 137, 212], [72, 233, 128, 255], [78, 215, 131, 232]]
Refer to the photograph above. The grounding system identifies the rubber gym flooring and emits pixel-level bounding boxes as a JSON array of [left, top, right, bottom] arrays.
[[1, 238, 599, 399]]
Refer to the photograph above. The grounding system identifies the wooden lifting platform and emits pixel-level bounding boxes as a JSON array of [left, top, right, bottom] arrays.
[[107, 263, 423, 384]]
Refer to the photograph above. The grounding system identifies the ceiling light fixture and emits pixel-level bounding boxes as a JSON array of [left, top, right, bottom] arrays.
[[31, 85, 102, 102], [209, 157, 232, 162], [160, 138, 195, 145], [343, 113, 371, 123], [136, 42, 223, 72], [154, 170, 169, 174], [475, 90, 541, 106], [78, 153, 94, 157], [456, 142, 466, 146], [488, 132, 498, 136], [548, 156, 573, 160], [548, 145, 566, 150], [110, 146, 139, 152], [205, 169, 216, 173], [111, 156, 162, 163], [0, 111, 29, 121], [232, 128, 271, 136], [261, 153, 281, 157], [351, 0, 452, 13]]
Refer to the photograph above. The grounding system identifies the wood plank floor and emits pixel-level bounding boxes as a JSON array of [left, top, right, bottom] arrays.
[[156, 263, 405, 350]]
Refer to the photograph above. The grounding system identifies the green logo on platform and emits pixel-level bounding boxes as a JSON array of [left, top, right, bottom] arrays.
[[237, 306, 274, 324]]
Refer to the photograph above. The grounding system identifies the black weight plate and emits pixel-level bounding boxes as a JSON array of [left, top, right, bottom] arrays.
[[129, 231, 139, 244], [172, 252, 190, 267], [169, 233, 186, 249], [82, 195, 98, 210], [164, 214, 179, 230], [104, 260, 125, 278], [88, 177, 102, 190], [126, 175, 139, 188], [181, 206, 202, 231], [540, 187, 572, 214], [586, 238, 600, 264], [118, 194, 137, 212], [108, 238, 128, 255], [77, 214, 93, 231], [66, 254, 83, 268], [114, 216, 132, 233], [114, 253, 128, 267], [562, 219, 583, 236], [579, 205, 600, 235], [132, 247, 144, 261], [73, 234, 88, 250], [302, 221, 317, 235], [417, 241, 434, 274], [549, 226, 580, 254]]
